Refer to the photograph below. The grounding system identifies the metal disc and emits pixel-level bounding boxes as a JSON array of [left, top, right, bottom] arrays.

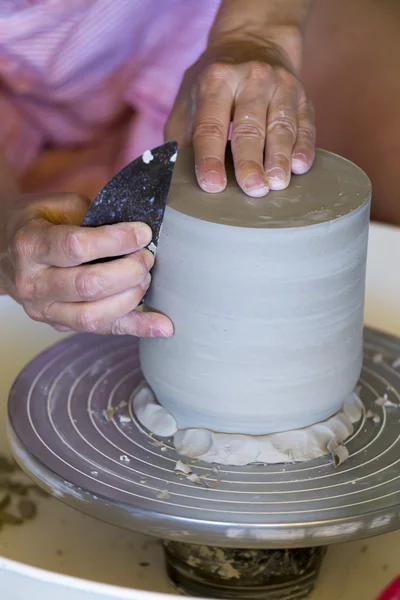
[[7, 329, 400, 548]]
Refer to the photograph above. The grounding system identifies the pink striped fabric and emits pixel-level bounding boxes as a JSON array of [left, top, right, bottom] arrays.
[[0, 0, 221, 194]]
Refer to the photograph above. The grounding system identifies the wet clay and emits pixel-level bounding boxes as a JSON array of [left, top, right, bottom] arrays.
[[133, 383, 363, 466], [167, 146, 370, 228], [139, 148, 371, 461], [163, 540, 327, 599]]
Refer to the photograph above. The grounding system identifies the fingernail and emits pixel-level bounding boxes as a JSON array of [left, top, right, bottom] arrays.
[[267, 167, 289, 191], [151, 324, 174, 338], [134, 223, 152, 247], [291, 153, 308, 175], [140, 272, 151, 290], [142, 249, 155, 271], [199, 170, 226, 193], [243, 173, 269, 197], [154, 329, 172, 338]]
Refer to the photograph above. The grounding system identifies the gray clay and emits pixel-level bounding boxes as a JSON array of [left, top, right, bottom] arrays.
[[140, 148, 371, 445]]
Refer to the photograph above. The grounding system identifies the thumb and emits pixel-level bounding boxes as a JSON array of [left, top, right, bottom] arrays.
[[30, 193, 91, 226]]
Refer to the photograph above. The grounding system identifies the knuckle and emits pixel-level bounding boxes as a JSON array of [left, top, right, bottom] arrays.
[[232, 119, 265, 141], [267, 116, 297, 139], [193, 118, 226, 141], [10, 227, 32, 259], [11, 224, 51, 266], [62, 230, 86, 263], [32, 237, 50, 263], [246, 61, 271, 82], [201, 62, 232, 83], [74, 269, 103, 300], [297, 125, 315, 144], [75, 309, 100, 332], [110, 320, 127, 336], [109, 224, 144, 254]]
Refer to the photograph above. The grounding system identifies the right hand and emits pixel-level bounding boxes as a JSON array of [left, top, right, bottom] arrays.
[[166, 34, 315, 197], [0, 193, 173, 337]]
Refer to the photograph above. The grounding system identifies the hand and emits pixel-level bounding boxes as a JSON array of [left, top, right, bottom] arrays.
[[0, 193, 173, 337], [166, 36, 315, 197]]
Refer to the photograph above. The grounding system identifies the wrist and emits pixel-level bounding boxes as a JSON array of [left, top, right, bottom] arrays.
[[208, 25, 304, 75], [208, 0, 311, 74], [264, 24, 304, 74]]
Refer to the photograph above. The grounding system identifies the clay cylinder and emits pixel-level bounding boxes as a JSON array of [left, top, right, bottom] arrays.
[[140, 148, 371, 435]]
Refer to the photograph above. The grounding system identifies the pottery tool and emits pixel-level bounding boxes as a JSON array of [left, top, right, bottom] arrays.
[[82, 141, 178, 253], [7, 327, 400, 599]]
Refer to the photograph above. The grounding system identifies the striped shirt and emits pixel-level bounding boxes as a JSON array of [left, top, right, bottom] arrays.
[[0, 0, 220, 195]]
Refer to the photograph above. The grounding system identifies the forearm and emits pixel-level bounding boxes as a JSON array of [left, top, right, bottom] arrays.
[[0, 151, 20, 294], [209, 0, 314, 72]]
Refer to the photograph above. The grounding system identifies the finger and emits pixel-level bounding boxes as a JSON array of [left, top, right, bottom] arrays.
[[44, 278, 151, 332], [34, 249, 154, 302], [192, 64, 234, 193], [52, 325, 73, 333], [95, 310, 174, 338], [291, 95, 316, 175], [265, 83, 298, 190], [30, 193, 91, 226], [164, 85, 193, 147], [27, 221, 152, 267], [231, 72, 270, 197]]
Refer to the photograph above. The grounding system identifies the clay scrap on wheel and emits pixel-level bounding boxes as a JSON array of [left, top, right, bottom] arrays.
[[135, 146, 372, 466]]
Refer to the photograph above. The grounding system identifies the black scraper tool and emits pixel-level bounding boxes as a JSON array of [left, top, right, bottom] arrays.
[[82, 141, 178, 255]]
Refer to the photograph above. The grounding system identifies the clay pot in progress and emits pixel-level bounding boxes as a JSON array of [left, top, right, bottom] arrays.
[[140, 148, 371, 436]]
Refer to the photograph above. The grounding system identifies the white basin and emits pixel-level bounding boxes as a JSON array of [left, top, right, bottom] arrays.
[[0, 222, 399, 599]]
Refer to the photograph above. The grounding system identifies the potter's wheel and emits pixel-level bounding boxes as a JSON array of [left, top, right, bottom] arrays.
[[7, 328, 400, 551]]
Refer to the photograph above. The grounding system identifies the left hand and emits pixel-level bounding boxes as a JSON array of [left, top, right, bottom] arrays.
[[165, 37, 315, 197]]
